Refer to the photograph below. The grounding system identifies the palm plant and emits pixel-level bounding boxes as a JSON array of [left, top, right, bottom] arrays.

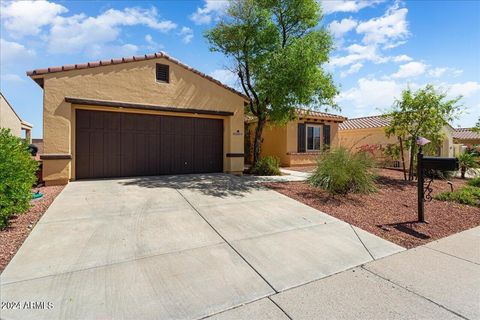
[[458, 151, 479, 179]]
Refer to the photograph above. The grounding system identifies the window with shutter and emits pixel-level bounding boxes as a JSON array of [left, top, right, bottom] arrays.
[[323, 125, 331, 146], [297, 123, 306, 153], [156, 63, 169, 83]]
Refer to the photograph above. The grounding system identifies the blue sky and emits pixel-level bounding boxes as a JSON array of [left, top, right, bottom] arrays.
[[1, 0, 479, 138]]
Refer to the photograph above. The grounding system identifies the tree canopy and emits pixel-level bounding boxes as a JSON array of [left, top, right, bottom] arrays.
[[385, 84, 463, 180], [205, 0, 337, 163]]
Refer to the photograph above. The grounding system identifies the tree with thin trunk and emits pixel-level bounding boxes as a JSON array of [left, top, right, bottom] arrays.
[[385, 84, 462, 181], [205, 0, 338, 165]]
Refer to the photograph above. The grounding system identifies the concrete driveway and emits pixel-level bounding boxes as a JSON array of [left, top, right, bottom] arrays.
[[0, 174, 403, 320]]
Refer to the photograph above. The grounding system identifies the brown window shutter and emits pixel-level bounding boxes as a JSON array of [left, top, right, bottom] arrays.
[[298, 123, 306, 153], [156, 63, 169, 83], [323, 124, 331, 146]]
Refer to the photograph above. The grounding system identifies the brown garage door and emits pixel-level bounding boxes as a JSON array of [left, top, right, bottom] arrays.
[[75, 109, 223, 179]]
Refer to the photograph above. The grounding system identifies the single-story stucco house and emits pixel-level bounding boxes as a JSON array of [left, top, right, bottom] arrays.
[[0, 92, 33, 143], [245, 109, 347, 166], [27, 52, 248, 185], [453, 128, 480, 148], [338, 115, 454, 168]]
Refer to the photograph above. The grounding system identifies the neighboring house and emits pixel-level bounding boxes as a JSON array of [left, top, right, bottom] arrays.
[[27, 52, 248, 185], [338, 115, 454, 168], [0, 92, 33, 143], [453, 128, 480, 148], [245, 109, 347, 167], [32, 138, 44, 154]]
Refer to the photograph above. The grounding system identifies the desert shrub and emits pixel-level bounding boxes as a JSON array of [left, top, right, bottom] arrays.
[[434, 186, 480, 207], [0, 129, 38, 229], [308, 147, 377, 195], [467, 177, 480, 187], [249, 156, 281, 176]]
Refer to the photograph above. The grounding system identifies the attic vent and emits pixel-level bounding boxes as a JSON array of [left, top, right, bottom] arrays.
[[156, 63, 169, 83]]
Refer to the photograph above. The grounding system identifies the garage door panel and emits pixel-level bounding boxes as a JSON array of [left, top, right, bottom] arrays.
[[160, 135, 174, 174], [105, 112, 121, 130], [134, 133, 148, 176], [76, 110, 223, 179], [145, 133, 160, 175], [76, 111, 91, 129], [182, 134, 195, 173], [91, 112, 105, 129], [161, 117, 176, 135]]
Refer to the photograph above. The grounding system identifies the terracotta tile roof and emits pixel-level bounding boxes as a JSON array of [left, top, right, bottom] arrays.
[[453, 128, 480, 140], [339, 115, 392, 130], [26, 51, 249, 101], [244, 108, 346, 123], [296, 108, 347, 121]]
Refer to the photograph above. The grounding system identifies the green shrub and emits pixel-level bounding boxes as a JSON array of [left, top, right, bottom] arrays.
[[308, 147, 377, 195], [0, 129, 38, 229], [434, 186, 480, 206], [457, 151, 479, 179], [250, 156, 281, 176], [467, 177, 480, 187]]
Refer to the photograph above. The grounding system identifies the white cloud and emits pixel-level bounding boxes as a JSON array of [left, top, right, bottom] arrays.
[[340, 63, 363, 77], [391, 61, 427, 78], [190, 0, 229, 25], [0, 38, 36, 65], [383, 40, 407, 49], [356, 5, 409, 45], [0, 0, 67, 37], [328, 4, 412, 73], [428, 67, 447, 78], [47, 7, 176, 55], [178, 27, 194, 44], [428, 67, 463, 78], [321, 0, 384, 14], [0, 73, 25, 82], [338, 77, 403, 110], [145, 34, 163, 50], [339, 77, 480, 119], [393, 54, 413, 62], [210, 69, 237, 87], [330, 43, 386, 67], [447, 81, 480, 98], [329, 18, 357, 38]]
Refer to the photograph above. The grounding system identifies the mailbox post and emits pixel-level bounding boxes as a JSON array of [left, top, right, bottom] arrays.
[[417, 146, 426, 222], [416, 137, 459, 222]]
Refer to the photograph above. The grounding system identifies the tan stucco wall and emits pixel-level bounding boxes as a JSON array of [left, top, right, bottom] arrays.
[[0, 94, 22, 137], [338, 125, 454, 167], [440, 126, 454, 157], [339, 127, 409, 167], [338, 127, 398, 152], [259, 124, 288, 165], [36, 57, 245, 184], [248, 118, 340, 166]]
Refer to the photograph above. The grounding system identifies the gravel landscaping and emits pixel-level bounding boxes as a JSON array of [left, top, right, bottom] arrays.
[[266, 169, 480, 248], [0, 185, 64, 272]]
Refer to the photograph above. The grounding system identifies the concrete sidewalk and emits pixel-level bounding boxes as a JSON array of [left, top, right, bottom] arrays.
[[210, 226, 480, 320]]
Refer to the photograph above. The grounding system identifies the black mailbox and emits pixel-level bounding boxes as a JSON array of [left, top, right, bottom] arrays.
[[421, 156, 459, 171]]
